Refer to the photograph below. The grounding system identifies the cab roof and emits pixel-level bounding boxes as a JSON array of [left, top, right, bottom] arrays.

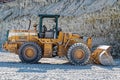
[[38, 14, 60, 18]]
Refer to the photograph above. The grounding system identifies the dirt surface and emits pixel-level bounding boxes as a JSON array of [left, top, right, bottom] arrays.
[[0, 52, 120, 80]]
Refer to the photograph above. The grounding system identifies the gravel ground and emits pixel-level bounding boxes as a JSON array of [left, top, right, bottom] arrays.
[[0, 52, 120, 80]]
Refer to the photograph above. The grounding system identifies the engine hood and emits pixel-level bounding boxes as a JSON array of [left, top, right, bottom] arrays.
[[8, 30, 37, 38]]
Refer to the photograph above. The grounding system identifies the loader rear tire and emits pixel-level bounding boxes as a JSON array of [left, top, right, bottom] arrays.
[[67, 43, 91, 65], [18, 42, 42, 63]]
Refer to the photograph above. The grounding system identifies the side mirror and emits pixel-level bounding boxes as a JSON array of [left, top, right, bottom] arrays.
[[33, 23, 37, 27], [33, 23, 37, 31]]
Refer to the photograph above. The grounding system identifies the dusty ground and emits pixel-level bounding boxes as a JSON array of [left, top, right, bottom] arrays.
[[0, 52, 120, 80]]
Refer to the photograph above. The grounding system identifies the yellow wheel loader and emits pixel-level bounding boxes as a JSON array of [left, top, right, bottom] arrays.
[[2, 14, 114, 65]]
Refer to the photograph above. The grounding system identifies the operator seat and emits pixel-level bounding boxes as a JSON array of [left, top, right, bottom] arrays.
[[38, 25, 47, 38], [44, 27, 62, 38], [42, 25, 47, 32]]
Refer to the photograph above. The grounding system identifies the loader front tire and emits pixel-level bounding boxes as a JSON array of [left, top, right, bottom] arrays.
[[18, 42, 42, 63], [67, 43, 91, 65]]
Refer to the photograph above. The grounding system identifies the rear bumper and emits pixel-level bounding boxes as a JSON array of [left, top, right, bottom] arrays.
[[2, 41, 18, 53], [2, 42, 7, 50]]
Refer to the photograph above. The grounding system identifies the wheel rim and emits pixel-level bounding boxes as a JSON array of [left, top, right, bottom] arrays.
[[74, 49, 85, 60], [24, 47, 36, 58]]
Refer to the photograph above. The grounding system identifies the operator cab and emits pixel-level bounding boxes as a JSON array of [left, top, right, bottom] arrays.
[[38, 14, 61, 39]]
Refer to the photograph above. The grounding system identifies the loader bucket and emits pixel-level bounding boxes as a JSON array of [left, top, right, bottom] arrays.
[[90, 45, 115, 65]]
